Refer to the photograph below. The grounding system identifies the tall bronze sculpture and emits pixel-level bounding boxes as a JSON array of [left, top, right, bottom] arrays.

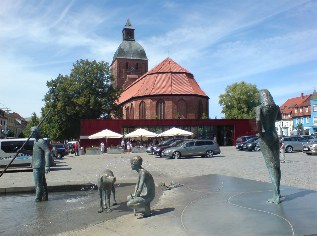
[[127, 156, 155, 217], [256, 89, 282, 204], [31, 126, 51, 202]]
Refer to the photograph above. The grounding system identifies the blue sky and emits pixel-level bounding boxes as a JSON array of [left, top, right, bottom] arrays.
[[1, 0, 317, 118]]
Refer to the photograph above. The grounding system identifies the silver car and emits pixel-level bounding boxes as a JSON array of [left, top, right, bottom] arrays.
[[161, 139, 221, 159], [283, 136, 308, 153], [302, 141, 317, 155]]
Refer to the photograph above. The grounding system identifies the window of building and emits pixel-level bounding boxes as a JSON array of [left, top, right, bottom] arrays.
[[198, 100, 203, 118], [130, 104, 134, 119], [306, 117, 310, 123], [314, 116, 317, 124], [139, 101, 146, 119], [177, 99, 187, 119], [295, 108, 298, 113], [314, 105, 317, 112], [156, 100, 165, 119], [136, 63, 139, 71], [305, 107, 309, 112], [126, 62, 129, 70], [300, 108, 302, 113]]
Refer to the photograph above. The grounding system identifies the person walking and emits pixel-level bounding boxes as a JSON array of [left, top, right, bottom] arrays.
[[280, 140, 286, 163]]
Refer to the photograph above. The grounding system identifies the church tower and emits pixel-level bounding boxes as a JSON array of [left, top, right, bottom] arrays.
[[111, 19, 148, 90]]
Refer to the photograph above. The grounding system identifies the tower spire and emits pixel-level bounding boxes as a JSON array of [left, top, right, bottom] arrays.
[[122, 19, 135, 41]]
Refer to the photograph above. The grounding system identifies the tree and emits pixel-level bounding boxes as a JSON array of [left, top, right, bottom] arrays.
[[219, 82, 260, 119], [23, 112, 40, 137], [42, 59, 122, 140]]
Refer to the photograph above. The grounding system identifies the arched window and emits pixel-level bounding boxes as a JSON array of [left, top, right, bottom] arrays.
[[139, 101, 146, 119], [177, 99, 187, 118], [126, 62, 129, 69], [156, 100, 165, 119], [136, 63, 139, 71], [198, 100, 203, 119], [125, 107, 129, 120], [130, 104, 134, 119]]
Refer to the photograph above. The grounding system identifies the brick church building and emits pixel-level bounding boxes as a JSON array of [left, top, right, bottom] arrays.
[[80, 20, 257, 147], [111, 20, 209, 120]]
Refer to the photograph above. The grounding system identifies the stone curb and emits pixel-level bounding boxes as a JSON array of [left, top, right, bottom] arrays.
[[0, 182, 97, 195]]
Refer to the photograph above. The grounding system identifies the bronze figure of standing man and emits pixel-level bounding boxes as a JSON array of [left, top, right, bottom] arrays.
[[256, 89, 282, 204], [31, 126, 51, 202]]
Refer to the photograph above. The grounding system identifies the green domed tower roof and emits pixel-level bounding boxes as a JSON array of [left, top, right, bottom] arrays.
[[112, 19, 147, 62]]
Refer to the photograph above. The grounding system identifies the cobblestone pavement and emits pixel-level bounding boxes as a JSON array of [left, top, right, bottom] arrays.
[[1, 147, 317, 236]]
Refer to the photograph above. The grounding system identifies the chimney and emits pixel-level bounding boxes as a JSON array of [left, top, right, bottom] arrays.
[[301, 92, 304, 98]]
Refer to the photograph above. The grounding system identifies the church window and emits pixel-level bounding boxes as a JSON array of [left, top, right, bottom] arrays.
[[130, 104, 134, 119], [177, 99, 187, 118], [198, 100, 203, 118], [139, 101, 146, 119], [125, 107, 130, 120], [156, 100, 165, 119]]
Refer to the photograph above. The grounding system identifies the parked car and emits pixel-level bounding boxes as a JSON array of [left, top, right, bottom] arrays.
[[154, 139, 186, 157], [301, 135, 317, 143], [283, 136, 308, 153], [162, 139, 221, 159], [51, 143, 67, 159], [235, 135, 257, 149], [150, 138, 183, 155], [237, 137, 258, 151], [302, 141, 317, 155], [245, 139, 260, 151]]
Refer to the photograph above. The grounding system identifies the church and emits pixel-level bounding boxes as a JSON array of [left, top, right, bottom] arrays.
[[111, 20, 209, 120], [80, 20, 257, 147]]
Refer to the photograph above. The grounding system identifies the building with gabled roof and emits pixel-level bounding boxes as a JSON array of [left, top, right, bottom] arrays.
[[276, 92, 316, 136]]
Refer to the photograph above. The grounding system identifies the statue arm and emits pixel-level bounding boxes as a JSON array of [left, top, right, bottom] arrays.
[[135, 171, 146, 197], [255, 106, 262, 133], [276, 106, 282, 121], [40, 140, 51, 172]]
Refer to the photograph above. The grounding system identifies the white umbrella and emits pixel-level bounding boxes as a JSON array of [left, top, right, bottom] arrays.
[[88, 129, 122, 139], [125, 128, 157, 138], [158, 127, 193, 137]]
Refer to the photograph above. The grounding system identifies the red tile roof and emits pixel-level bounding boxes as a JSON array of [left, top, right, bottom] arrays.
[[118, 58, 208, 104], [280, 93, 311, 116]]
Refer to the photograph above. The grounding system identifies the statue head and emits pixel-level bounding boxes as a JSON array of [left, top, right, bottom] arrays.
[[130, 155, 142, 170], [31, 126, 41, 139], [259, 89, 275, 106]]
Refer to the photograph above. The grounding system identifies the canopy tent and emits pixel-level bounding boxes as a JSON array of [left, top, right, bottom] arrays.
[[125, 128, 157, 139], [157, 127, 193, 137], [88, 129, 122, 139]]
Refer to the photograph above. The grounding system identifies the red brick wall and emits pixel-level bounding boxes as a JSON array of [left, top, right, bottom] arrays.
[[111, 58, 148, 90], [122, 95, 209, 120]]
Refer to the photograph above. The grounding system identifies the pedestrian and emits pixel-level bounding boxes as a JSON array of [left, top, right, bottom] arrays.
[[127, 140, 132, 152], [100, 142, 105, 154], [121, 139, 125, 150], [31, 126, 50, 202], [280, 140, 285, 163], [74, 142, 79, 156]]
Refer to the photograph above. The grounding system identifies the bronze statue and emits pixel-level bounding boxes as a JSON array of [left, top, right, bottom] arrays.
[[31, 126, 51, 202], [127, 156, 155, 217], [256, 89, 282, 204], [97, 169, 117, 213]]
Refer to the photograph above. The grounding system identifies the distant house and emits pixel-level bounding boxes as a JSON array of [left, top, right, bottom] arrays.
[[276, 91, 317, 136]]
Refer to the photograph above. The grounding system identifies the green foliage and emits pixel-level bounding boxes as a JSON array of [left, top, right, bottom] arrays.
[[219, 81, 260, 119], [201, 113, 208, 119], [42, 59, 122, 140], [23, 112, 40, 137]]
